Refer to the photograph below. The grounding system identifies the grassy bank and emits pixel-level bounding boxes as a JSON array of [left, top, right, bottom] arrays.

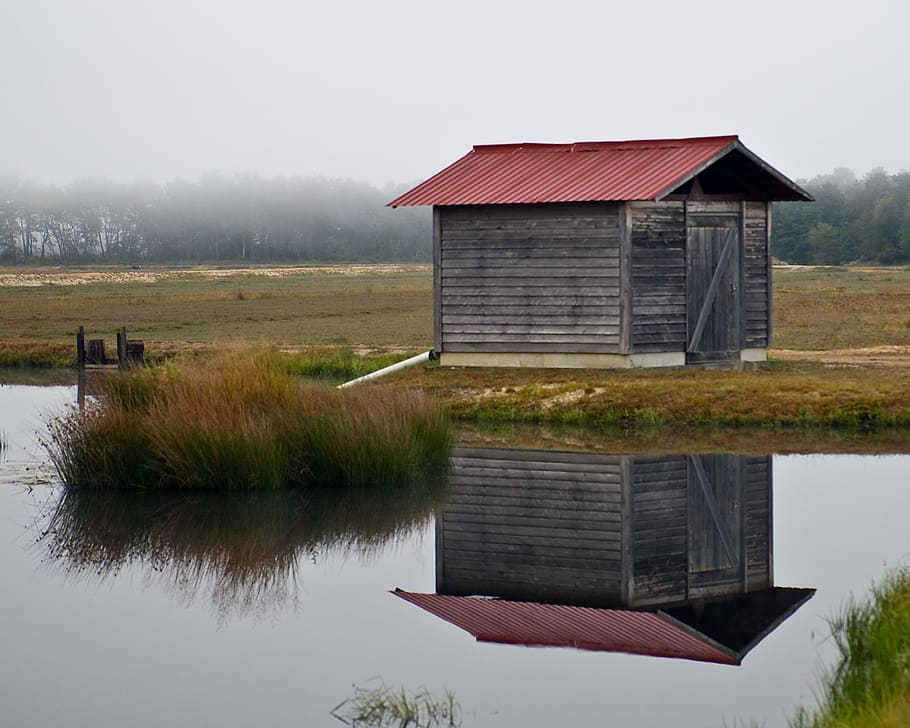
[[792, 569, 910, 728], [395, 359, 910, 430], [45, 351, 451, 490]]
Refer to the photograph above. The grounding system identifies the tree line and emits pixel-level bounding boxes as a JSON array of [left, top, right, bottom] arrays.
[[0, 173, 430, 264], [773, 167, 910, 265], [2, 167, 909, 266]]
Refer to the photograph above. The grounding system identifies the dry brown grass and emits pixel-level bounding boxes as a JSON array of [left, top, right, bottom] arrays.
[[0, 264, 432, 366], [773, 266, 910, 351]]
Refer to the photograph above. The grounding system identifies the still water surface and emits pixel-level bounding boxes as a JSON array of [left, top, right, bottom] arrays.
[[1, 384, 909, 727]]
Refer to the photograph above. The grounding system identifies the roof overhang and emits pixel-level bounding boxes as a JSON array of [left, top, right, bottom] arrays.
[[656, 140, 814, 202]]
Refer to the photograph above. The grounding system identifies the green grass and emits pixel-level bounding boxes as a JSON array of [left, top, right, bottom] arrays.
[[331, 682, 462, 728], [791, 569, 910, 728], [44, 350, 451, 490], [0, 340, 74, 368], [280, 346, 420, 381]]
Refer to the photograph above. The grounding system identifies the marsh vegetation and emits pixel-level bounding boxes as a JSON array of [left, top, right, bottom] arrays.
[[791, 569, 910, 728], [45, 351, 451, 490], [331, 682, 462, 728]]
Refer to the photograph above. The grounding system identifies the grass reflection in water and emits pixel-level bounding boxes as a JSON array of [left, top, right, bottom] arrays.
[[37, 480, 446, 620]]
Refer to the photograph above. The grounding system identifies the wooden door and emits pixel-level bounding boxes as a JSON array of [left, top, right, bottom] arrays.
[[687, 454, 743, 595], [686, 214, 741, 363]]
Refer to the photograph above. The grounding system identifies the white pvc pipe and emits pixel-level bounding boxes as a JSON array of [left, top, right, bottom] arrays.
[[337, 350, 435, 389]]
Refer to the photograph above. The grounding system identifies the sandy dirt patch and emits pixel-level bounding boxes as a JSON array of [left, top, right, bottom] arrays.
[[772, 346, 910, 367], [0, 264, 430, 288]]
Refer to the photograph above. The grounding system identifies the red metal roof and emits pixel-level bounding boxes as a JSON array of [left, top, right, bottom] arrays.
[[389, 136, 743, 207], [394, 590, 740, 665]]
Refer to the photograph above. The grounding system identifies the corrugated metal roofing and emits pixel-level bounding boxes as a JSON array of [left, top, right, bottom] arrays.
[[389, 136, 742, 207], [393, 590, 740, 665]]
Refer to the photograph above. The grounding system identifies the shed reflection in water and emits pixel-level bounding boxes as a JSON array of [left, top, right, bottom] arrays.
[[39, 482, 446, 620], [396, 448, 815, 665]]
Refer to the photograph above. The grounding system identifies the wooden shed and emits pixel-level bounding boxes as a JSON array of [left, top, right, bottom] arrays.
[[395, 447, 815, 664], [437, 448, 778, 607], [390, 136, 813, 368]]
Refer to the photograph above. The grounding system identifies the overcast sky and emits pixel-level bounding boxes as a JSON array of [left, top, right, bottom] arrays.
[[2, 0, 908, 188]]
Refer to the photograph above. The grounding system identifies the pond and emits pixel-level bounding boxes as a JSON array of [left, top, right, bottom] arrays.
[[1, 384, 909, 727]]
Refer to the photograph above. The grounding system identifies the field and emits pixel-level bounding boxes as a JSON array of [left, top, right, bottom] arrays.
[[772, 265, 910, 362], [2, 263, 910, 364], [2, 263, 910, 436], [0, 264, 433, 366]]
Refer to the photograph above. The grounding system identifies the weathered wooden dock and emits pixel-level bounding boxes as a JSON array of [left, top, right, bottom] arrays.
[[76, 326, 145, 370]]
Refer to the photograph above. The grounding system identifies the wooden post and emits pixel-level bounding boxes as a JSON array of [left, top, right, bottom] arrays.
[[87, 339, 106, 364], [77, 365, 86, 411], [117, 327, 127, 370], [76, 326, 85, 369], [126, 340, 145, 367]]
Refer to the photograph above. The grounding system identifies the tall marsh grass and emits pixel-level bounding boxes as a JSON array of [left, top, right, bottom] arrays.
[[45, 351, 451, 491], [791, 568, 910, 728]]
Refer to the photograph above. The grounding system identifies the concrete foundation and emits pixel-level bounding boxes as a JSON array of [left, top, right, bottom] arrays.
[[739, 348, 768, 363], [438, 349, 769, 369], [439, 351, 687, 369]]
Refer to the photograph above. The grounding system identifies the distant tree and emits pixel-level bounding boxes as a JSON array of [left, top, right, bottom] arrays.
[[807, 222, 844, 264], [864, 193, 904, 263], [774, 167, 910, 265], [0, 173, 432, 265], [900, 196, 910, 260]]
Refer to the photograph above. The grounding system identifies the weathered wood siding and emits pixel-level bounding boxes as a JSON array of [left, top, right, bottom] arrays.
[[629, 202, 687, 353], [630, 456, 688, 606], [438, 204, 622, 354], [743, 455, 772, 590], [436, 449, 773, 608], [743, 202, 771, 348], [629, 454, 773, 607], [438, 447, 624, 605]]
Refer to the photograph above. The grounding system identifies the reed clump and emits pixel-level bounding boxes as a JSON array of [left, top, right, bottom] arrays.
[[45, 351, 451, 490], [791, 568, 910, 728], [331, 682, 461, 728]]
